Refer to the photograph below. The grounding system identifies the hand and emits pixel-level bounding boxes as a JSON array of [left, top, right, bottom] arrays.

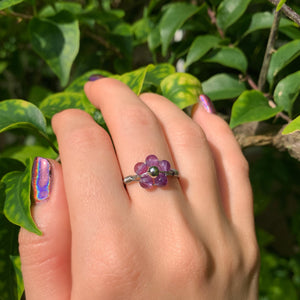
[[19, 78, 259, 299]]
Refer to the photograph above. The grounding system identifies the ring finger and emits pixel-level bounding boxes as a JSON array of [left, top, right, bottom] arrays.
[[84, 78, 183, 208]]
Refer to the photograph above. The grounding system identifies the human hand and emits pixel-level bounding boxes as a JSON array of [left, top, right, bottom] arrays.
[[19, 78, 259, 299]]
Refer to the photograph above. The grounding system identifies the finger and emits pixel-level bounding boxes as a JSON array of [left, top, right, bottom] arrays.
[[84, 79, 183, 206], [19, 158, 71, 300], [139, 93, 226, 226], [51, 109, 130, 295], [192, 101, 255, 236]]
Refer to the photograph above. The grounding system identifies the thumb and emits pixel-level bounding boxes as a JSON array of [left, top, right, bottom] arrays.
[[19, 157, 71, 300]]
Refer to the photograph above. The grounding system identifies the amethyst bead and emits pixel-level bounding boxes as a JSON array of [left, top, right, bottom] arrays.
[[139, 174, 153, 189], [134, 162, 148, 175], [155, 173, 168, 186]]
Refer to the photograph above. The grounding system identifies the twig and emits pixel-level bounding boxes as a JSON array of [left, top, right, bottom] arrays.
[[267, 0, 300, 26], [86, 31, 123, 58], [0, 10, 32, 20], [258, 9, 281, 91], [207, 7, 224, 39]]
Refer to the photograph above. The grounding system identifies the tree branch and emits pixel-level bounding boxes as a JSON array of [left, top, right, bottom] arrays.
[[0, 10, 32, 20], [267, 0, 300, 26], [258, 9, 281, 91], [234, 122, 300, 161]]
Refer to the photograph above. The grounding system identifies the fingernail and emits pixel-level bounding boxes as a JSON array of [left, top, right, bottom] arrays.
[[31, 157, 51, 203], [88, 74, 106, 81], [198, 94, 216, 114]]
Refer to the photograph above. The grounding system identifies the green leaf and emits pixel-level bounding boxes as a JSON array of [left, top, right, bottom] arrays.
[[243, 12, 294, 37], [0, 158, 24, 180], [160, 73, 202, 109], [230, 90, 283, 128], [0, 213, 20, 300], [267, 39, 300, 85], [279, 26, 300, 40], [113, 66, 149, 95], [10, 256, 24, 300], [202, 73, 247, 100], [0, 100, 47, 134], [29, 10, 80, 87], [274, 71, 300, 116], [148, 26, 161, 51], [216, 0, 252, 31], [0, 0, 24, 10], [159, 3, 200, 56], [144, 63, 176, 87], [39, 2, 83, 17], [276, 0, 287, 11], [282, 116, 300, 135], [185, 35, 221, 67], [2, 160, 41, 235], [66, 70, 112, 93], [40, 92, 96, 119], [203, 46, 248, 73], [0, 145, 57, 164]]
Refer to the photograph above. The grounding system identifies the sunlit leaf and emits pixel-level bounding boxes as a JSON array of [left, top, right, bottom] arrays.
[[185, 35, 221, 67], [29, 10, 80, 86], [282, 116, 300, 135], [274, 71, 300, 116], [40, 92, 96, 118], [113, 66, 149, 95], [267, 39, 300, 85], [144, 63, 176, 87], [66, 70, 112, 93], [202, 73, 247, 100], [160, 73, 202, 109], [230, 90, 282, 128], [2, 160, 41, 235], [0, 100, 47, 134], [203, 46, 248, 73], [0, 0, 24, 9], [160, 3, 200, 56], [216, 0, 251, 31], [276, 0, 287, 11]]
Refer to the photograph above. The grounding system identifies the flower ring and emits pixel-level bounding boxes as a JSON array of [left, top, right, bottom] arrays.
[[123, 154, 179, 189]]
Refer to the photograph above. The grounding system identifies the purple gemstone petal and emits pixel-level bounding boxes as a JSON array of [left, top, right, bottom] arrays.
[[159, 160, 170, 172], [155, 173, 168, 186], [134, 162, 148, 175], [139, 174, 153, 189], [145, 154, 159, 167]]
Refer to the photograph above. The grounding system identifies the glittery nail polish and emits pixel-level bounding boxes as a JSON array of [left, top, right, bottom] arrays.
[[198, 94, 216, 114], [88, 74, 106, 81], [31, 157, 51, 203]]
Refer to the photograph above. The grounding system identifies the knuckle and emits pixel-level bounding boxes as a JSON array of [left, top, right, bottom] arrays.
[[173, 122, 207, 149], [245, 239, 260, 275], [67, 123, 110, 149], [120, 104, 157, 131], [164, 232, 210, 286]]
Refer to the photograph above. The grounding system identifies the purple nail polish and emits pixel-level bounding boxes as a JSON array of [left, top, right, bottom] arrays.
[[88, 74, 106, 81], [198, 94, 216, 114], [31, 157, 51, 203]]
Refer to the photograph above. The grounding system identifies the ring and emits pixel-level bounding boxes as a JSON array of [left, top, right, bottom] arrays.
[[123, 154, 179, 189]]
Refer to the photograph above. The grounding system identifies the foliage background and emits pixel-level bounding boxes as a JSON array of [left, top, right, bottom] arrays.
[[0, 0, 300, 299]]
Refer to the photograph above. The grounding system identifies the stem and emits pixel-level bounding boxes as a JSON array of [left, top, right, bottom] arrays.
[[86, 31, 122, 58], [207, 7, 224, 39], [0, 10, 32, 20], [258, 9, 281, 91], [267, 0, 300, 26], [38, 131, 59, 154]]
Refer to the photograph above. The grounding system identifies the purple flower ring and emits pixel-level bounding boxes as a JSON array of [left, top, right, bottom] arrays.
[[123, 154, 179, 189]]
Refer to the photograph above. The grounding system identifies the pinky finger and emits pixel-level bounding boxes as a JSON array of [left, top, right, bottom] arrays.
[[19, 158, 71, 300]]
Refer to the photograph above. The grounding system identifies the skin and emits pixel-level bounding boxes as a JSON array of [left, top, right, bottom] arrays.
[[19, 78, 260, 300]]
